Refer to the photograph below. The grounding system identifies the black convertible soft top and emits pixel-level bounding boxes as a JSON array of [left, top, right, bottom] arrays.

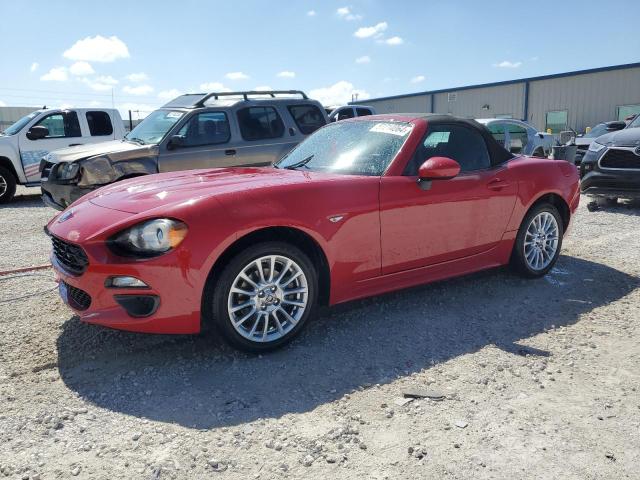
[[404, 114, 515, 166]]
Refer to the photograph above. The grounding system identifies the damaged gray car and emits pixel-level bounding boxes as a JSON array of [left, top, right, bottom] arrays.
[[40, 90, 327, 210]]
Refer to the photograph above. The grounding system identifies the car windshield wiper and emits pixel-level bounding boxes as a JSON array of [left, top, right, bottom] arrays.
[[283, 155, 314, 170], [126, 137, 146, 145]]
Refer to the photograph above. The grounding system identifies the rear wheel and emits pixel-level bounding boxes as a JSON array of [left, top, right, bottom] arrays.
[[206, 241, 318, 352], [511, 203, 563, 277], [0, 166, 17, 204]]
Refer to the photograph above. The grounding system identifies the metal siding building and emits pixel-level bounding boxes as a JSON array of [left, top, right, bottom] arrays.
[[352, 63, 640, 132]]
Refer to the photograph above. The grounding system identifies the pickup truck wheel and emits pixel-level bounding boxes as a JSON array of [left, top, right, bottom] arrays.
[[511, 203, 563, 278], [0, 166, 17, 204], [206, 241, 318, 352]]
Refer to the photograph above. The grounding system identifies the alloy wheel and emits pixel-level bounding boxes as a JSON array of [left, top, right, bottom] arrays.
[[227, 255, 309, 343], [524, 211, 559, 271], [0, 174, 7, 198]]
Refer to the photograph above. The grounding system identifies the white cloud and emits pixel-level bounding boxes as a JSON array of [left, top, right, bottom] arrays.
[[254, 86, 273, 91], [83, 75, 118, 91], [30, 62, 39, 73], [277, 71, 296, 78], [493, 60, 522, 68], [354, 22, 387, 38], [309, 80, 370, 106], [40, 67, 68, 82], [59, 103, 75, 110], [89, 100, 102, 107], [63, 35, 130, 63], [385, 36, 404, 45], [158, 88, 183, 100], [123, 84, 154, 96], [199, 81, 231, 92], [355, 55, 371, 64], [126, 72, 149, 83], [225, 72, 249, 80], [69, 61, 95, 76], [0, 100, 6, 107], [411, 75, 425, 83], [337, 6, 362, 21], [307, 10, 316, 16]]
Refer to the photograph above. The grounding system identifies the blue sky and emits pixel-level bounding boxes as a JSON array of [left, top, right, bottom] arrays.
[[1, 0, 639, 117]]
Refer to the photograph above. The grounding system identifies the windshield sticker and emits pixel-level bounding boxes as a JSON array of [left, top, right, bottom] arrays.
[[370, 123, 412, 136], [166, 112, 183, 119]]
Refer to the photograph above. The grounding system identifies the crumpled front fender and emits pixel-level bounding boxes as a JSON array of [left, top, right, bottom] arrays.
[[77, 155, 159, 187]]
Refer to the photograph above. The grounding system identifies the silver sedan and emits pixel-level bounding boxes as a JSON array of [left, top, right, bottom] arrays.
[[476, 118, 554, 158]]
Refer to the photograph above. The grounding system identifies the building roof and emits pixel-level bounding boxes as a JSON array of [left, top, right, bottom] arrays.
[[351, 62, 640, 104]]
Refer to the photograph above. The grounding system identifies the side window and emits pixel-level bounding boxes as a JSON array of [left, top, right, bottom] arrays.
[[405, 124, 490, 175], [506, 123, 528, 154], [86, 111, 113, 136], [287, 104, 326, 135], [337, 108, 355, 121], [177, 112, 230, 147], [487, 123, 507, 148], [237, 107, 284, 141], [356, 108, 373, 117], [33, 112, 81, 138]]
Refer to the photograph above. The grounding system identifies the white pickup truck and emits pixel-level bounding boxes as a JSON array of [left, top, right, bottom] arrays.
[[0, 108, 124, 203]]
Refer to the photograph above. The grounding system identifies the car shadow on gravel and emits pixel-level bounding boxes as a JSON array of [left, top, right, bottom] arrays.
[[56, 255, 638, 429], [1, 196, 45, 209]]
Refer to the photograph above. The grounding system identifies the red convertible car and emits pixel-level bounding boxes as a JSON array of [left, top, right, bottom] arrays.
[[46, 114, 580, 351]]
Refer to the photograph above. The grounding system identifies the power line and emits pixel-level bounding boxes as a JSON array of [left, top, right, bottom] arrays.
[[0, 86, 165, 103]]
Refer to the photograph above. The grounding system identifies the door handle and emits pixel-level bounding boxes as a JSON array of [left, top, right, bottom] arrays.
[[225, 149, 236, 156], [68, 143, 83, 147], [487, 178, 510, 190]]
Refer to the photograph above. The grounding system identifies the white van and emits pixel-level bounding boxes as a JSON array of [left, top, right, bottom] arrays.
[[0, 108, 124, 202]]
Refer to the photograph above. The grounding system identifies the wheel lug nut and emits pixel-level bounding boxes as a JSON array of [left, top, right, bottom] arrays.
[[271, 286, 277, 292]]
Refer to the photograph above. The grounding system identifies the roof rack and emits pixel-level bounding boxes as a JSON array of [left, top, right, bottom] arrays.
[[194, 90, 308, 107]]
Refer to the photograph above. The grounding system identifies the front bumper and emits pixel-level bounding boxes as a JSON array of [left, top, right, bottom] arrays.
[[580, 170, 640, 198], [50, 237, 203, 335], [41, 178, 97, 210]]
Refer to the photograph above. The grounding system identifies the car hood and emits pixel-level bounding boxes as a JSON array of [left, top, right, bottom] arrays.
[[46, 140, 158, 163], [87, 167, 347, 214], [594, 127, 640, 147]]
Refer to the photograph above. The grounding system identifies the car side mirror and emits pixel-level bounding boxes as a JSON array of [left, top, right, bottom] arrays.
[[417, 156, 461, 190], [605, 121, 626, 132], [26, 125, 49, 140], [167, 135, 185, 150]]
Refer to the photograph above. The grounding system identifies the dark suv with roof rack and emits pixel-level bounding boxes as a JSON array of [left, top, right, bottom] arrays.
[[40, 90, 327, 210], [579, 114, 640, 208]]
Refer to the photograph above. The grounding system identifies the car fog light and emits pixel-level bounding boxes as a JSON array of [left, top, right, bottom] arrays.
[[106, 276, 149, 288]]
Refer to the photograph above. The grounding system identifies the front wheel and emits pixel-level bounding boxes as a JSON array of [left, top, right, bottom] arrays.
[[0, 166, 17, 204], [206, 242, 318, 352], [511, 203, 563, 277]]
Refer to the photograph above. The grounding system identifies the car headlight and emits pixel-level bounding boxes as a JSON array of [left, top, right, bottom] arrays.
[[588, 142, 606, 153], [57, 162, 80, 180], [111, 219, 188, 257]]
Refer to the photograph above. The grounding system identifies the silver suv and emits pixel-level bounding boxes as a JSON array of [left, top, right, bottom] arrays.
[[41, 90, 327, 210]]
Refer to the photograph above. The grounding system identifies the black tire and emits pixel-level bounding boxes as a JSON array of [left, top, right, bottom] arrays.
[[510, 203, 563, 278], [586, 201, 599, 212], [532, 147, 545, 158], [204, 241, 318, 352], [0, 166, 17, 204]]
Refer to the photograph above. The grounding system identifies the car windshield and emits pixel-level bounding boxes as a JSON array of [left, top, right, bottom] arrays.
[[1, 111, 39, 136], [125, 109, 184, 145], [275, 120, 413, 176], [583, 123, 608, 138], [627, 115, 640, 129]]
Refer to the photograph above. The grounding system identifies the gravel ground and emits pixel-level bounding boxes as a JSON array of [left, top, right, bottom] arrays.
[[0, 193, 639, 479]]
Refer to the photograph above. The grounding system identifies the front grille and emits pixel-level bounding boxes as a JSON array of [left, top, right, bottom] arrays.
[[62, 281, 92, 311], [600, 149, 640, 169], [51, 235, 89, 275]]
